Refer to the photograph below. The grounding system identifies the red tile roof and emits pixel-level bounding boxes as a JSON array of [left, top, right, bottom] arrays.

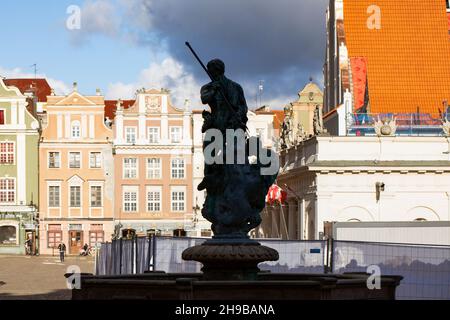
[[4, 78, 52, 102], [343, 0, 450, 114], [104, 100, 135, 120]]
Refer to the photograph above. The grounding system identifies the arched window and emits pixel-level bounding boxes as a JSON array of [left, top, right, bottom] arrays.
[[71, 121, 81, 139]]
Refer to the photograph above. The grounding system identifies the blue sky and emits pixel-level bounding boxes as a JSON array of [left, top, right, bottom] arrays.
[[0, 0, 328, 109], [0, 0, 152, 95]]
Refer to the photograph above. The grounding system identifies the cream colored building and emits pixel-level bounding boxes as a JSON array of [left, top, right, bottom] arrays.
[[39, 85, 114, 255]]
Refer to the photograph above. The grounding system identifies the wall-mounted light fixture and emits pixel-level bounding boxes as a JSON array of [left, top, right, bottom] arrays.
[[376, 182, 385, 202]]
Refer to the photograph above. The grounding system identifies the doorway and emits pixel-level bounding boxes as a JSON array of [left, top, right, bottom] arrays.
[[69, 230, 83, 255]]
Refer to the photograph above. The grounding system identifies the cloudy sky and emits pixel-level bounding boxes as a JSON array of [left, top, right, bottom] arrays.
[[0, 0, 328, 109]]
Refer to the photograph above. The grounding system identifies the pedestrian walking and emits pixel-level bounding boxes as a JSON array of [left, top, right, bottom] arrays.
[[57, 242, 66, 262], [25, 238, 32, 255]]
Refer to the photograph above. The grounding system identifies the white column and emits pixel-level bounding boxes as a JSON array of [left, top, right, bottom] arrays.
[[298, 199, 305, 240], [115, 111, 124, 144], [57, 115, 63, 139], [138, 113, 146, 144], [161, 115, 169, 144], [183, 112, 191, 144], [89, 114, 95, 139], [288, 199, 297, 240], [65, 114, 71, 138], [81, 114, 88, 138], [161, 95, 168, 114], [11, 102, 17, 125], [17, 133, 26, 204], [18, 101, 25, 126]]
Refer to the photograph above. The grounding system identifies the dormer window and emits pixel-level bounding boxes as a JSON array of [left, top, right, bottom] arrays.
[[71, 121, 81, 139]]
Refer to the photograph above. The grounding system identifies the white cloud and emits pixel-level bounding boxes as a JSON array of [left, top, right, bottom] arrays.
[[0, 66, 71, 95], [68, 0, 120, 45], [105, 56, 297, 111], [106, 57, 202, 108]]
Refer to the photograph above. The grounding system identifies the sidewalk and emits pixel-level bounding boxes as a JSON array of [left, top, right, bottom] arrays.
[[0, 254, 94, 300]]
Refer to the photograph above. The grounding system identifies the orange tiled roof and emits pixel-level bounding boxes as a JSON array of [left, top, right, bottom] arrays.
[[343, 0, 450, 114]]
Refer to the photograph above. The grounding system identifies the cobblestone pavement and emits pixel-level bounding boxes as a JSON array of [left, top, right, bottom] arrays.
[[0, 254, 95, 300]]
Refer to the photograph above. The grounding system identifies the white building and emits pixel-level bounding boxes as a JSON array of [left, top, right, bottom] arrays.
[[258, 136, 450, 240]]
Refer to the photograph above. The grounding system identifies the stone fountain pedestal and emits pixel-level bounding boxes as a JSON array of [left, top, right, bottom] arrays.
[[182, 239, 279, 281]]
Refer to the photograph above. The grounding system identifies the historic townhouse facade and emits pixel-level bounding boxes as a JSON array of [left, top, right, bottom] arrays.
[[39, 85, 114, 255], [0, 79, 40, 255], [112, 89, 194, 237]]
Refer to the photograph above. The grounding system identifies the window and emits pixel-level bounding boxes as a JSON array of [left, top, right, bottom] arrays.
[[89, 229, 104, 247], [90, 186, 102, 207], [0, 179, 15, 203], [126, 127, 137, 144], [171, 190, 185, 212], [0, 142, 14, 164], [48, 152, 60, 168], [171, 158, 185, 179], [123, 188, 138, 212], [147, 158, 161, 179], [90, 152, 102, 168], [0, 226, 17, 245], [148, 127, 160, 144], [147, 187, 161, 212], [47, 225, 62, 248], [48, 186, 60, 207], [123, 158, 138, 179], [69, 152, 81, 168], [170, 127, 182, 143], [71, 121, 81, 139], [70, 186, 81, 207], [0, 110, 4, 125]]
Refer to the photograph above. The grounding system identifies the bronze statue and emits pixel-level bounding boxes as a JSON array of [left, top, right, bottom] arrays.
[[186, 43, 278, 239]]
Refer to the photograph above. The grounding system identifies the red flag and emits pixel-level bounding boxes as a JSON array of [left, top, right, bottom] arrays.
[[266, 184, 287, 205]]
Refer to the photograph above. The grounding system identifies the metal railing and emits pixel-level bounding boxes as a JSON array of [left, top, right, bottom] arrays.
[[95, 236, 450, 300], [346, 113, 449, 136]]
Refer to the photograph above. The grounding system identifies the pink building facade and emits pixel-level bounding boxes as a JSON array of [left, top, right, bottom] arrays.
[[112, 89, 194, 237]]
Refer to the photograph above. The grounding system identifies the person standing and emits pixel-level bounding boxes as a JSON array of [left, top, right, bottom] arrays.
[[57, 242, 66, 262]]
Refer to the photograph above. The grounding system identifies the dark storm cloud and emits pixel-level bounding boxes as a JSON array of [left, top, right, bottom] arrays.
[[128, 0, 329, 107]]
